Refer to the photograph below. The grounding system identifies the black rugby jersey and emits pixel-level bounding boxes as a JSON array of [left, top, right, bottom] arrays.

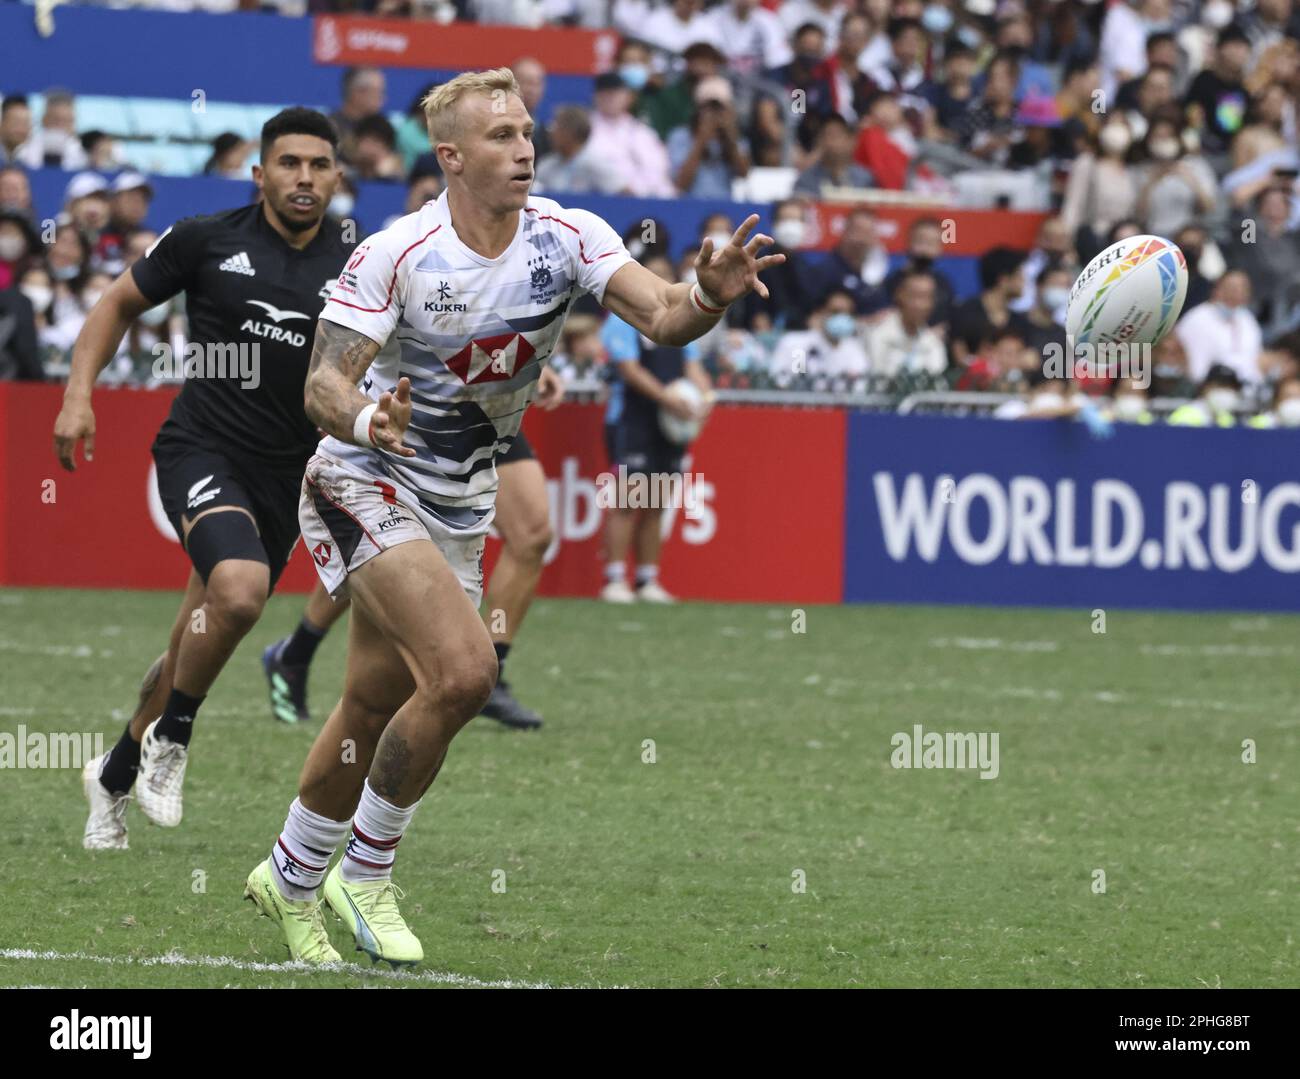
[[132, 203, 356, 467]]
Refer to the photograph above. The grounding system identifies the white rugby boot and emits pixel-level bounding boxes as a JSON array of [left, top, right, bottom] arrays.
[[136, 719, 188, 827]]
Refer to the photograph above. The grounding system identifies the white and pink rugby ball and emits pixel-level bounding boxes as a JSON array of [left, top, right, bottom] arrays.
[[1065, 234, 1189, 348]]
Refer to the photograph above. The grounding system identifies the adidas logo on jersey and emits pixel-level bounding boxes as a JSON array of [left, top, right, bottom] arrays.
[[218, 252, 256, 276]]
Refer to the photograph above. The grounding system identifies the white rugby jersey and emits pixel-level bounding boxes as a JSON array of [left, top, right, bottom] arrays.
[[318, 191, 633, 535]]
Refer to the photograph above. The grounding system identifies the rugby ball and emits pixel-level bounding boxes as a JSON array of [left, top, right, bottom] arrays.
[[1066, 234, 1188, 348], [658, 378, 704, 445]]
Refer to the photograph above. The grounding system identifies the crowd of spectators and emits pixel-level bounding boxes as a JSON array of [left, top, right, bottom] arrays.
[[4, 0, 1300, 426]]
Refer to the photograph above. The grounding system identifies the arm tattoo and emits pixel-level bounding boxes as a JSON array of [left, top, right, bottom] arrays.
[[371, 732, 415, 802], [304, 319, 382, 438]]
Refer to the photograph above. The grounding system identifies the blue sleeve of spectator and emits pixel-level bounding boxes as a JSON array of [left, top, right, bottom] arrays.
[[602, 315, 641, 363]]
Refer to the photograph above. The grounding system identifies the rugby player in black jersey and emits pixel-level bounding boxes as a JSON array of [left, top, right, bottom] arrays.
[[52, 108, 355, 849]]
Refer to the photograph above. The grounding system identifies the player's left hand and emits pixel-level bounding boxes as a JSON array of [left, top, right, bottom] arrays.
[[372, 377, 417, 457], [535, 365, 565, 410], [695, 214, 787, 305]]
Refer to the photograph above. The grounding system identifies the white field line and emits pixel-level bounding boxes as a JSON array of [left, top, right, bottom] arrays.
[[0, 948, 614, 990]]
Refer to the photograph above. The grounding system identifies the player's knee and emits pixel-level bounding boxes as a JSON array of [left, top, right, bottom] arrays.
[[510, 516, 553, 565], [435, 654, 497, 718], [204, 573, 267, 635]]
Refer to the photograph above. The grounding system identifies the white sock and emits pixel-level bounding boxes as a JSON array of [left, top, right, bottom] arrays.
[[340, 779, 419, 883], [605, 561, 627, 584], [636, 563, 658, 586], [272, 798, 349, 901]]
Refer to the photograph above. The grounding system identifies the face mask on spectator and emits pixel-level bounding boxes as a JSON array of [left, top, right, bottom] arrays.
[[922, 5, 953, 33], [21, 284, 52, 312], [1202, 0, 1233, 28], [1150, 137, 1181, 161], [1099, 124, 1131, 156], [1278, 398, 1300, 426], [705, 231, 732, 254], [1207, 388, 1239, 412], [619, 64, 650, 91], [773, 219, 806, 249], [52, 263, 80, 282], [1113, 394, 1147, 419], [329, 193, 355, 219], [0, 234, 25, 261], [1041, 285, 1070, 311], [824, 312, 857, 341], [138, 303, 170, 328], [81, 288, 105, 310], [956, 25, 983, 49]]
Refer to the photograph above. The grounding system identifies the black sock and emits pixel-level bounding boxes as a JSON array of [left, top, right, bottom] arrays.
[[154, 688, 205, 747], [98, 724, 142, 795], [278, 616, 327, 667], [493, 641, 511, 683]]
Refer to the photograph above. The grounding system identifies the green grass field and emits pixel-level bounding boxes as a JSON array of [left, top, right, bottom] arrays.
[[0, 587, 1296, 988]]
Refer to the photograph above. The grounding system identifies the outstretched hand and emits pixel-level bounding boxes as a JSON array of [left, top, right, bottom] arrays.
[[694, 214, 786, 305]]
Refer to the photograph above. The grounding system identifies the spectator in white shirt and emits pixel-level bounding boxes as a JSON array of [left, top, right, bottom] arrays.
[[642, 0, 721, 54], [587, 73, 677, 198], [17, 90, 89, 171], [868, 268, 948, 377], [771, 289, 871, 381], [705, 0, 794, 76], [534, 106, 628, 195], [1174, 270, 1265, 385]]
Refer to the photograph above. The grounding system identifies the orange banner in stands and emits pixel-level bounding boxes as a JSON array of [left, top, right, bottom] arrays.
[[311, 15, 619, 76], [809, 204, 1050, 256]]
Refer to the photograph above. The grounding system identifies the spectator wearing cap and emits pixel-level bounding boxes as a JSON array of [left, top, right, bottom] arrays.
[[705, 0, 793, 77], [18, 89, 88, 171], [512, 58, 551, 161], [641, 0, 721, 54], [951, 51, 1025, 167], [803, 206, 889, 317], [666, 77, 751, 200], [867, 268, 948, 379], [63, 172, 110, 238], [587, 73, 676, 198], [794, 114, 875, 196], [882, 217, 956, 326], [1011, 91, 1064, 170], [1175, 270, 1264, 385], [0, 166, 32, 215], [1186, 25, 1253, 156], [95, 172, 154, 274], [0, 96, 35, 168], [534, 106, 628, 195], [204, 132, 253, 179], [948, 246, 1034, 368], [331, 67, 386, 164], [813, 11, 879, 125], [638, 40, 727, 143]]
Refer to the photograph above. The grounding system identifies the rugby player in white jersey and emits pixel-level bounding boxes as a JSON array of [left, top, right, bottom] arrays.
[[243, 67, 783, 965]]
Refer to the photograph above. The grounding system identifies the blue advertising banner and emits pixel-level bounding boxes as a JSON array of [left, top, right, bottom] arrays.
[[844, 413, 1300, 611]]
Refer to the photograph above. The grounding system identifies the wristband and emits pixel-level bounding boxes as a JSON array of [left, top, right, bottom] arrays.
[[352, 402, 379, 447], [690, 282, 726, 317]]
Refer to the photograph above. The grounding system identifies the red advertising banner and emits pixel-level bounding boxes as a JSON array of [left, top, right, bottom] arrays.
[[312, 16, 619, 77], [2, 384, 844, 605], [808, 204, 1049, 256]]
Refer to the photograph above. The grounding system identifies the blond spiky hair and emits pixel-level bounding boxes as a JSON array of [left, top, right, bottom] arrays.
[[421, 67, 522, 147]]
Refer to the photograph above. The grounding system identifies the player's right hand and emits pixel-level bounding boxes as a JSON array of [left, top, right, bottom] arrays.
[[662, 389, 698, 421], [53, 398, 96, 472], [371, 377, 417, 458]]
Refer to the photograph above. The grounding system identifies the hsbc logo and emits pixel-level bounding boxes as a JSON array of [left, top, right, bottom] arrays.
[[445, 332, 536, 384], [312, 542, 332, 566]]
